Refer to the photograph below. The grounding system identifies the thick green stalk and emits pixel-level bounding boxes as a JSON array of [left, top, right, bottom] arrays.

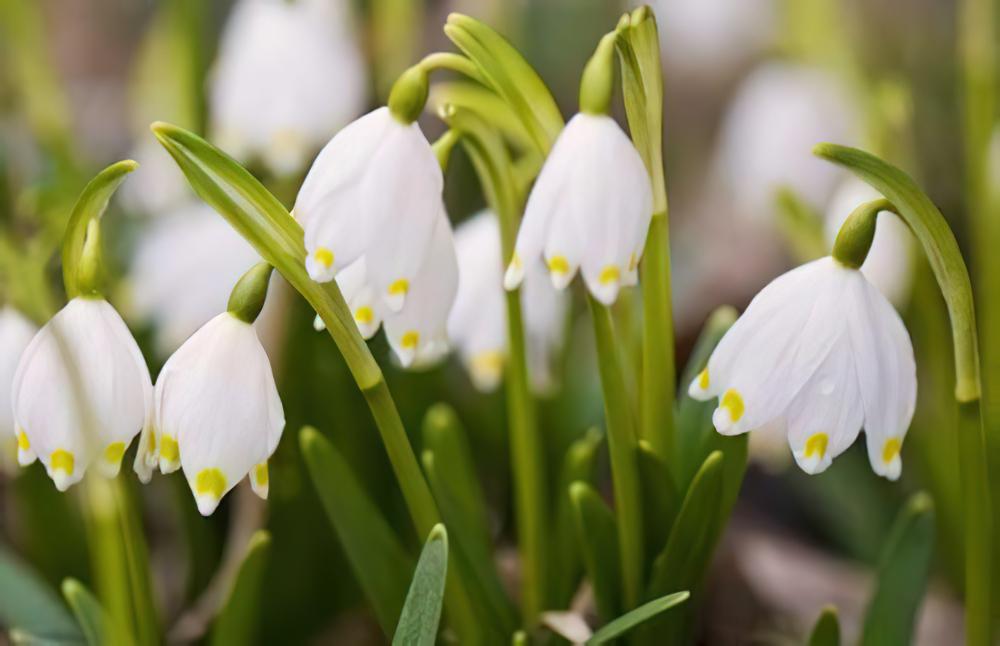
[[441, 105, 547, 621], [815, 143, 992, 645], [589, 296, 644, 610]]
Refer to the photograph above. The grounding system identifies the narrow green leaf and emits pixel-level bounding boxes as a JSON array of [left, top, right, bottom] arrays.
[[209, 531, 272, 646], [860, 492, 935, 646], [637, 441, 679, 569], [60, 160, 136, 297], [443, 13, 564, 154], [809, 605, 841, 646], [511, 630, 528, 646], [392, 525, 449, 646], [570, 482, 621, 623], [299, 427, 413, 636], [775, 186, 827, 262], [0, 544, 81, 642], [587, 591, 690, 645], [61, 579, 108, 646], [551, 428, 604, 605], [429, 81, 535, 152]]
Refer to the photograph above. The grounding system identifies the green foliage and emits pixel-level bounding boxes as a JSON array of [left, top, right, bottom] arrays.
[[570, 482, 621, 623], [0, 544, 81, 643], [808, 605, 841, 646], [587, 591, 689, 645], [61, 579, 109, 646], [392, 524, 448, 646], [210, 531, 272, 646]]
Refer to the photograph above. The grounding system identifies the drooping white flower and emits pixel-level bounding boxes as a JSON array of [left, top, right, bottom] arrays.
[[0, 307, 37, 468], [210, 0, 367, 176], [119, 140, 192, 216], [448, 212, 567, 392], [713, 63, 860, 220], [334, 257, 383, 340], [128, 201, 268, 355], [688, 256, 916, 479], [295, 107, 443, 313], [824, 178, 912, 305], [11, 298, 153, 491], [649, 0, 775, 79], [504, 113, 653, 305], [154, 311, 284, 515]]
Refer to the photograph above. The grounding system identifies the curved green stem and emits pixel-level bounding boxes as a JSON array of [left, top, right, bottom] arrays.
[[418, 52, 488, 86], [815, 143, 991, 645]]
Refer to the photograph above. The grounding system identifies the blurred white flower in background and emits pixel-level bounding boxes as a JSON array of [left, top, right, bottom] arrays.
[[650, 0, 775, 79], [119, 139, 191, 216], [0, 307, 37, 469], [824, 178, 913, 306], [713, 63, 861, 221], [209, 0, 367, 177], [448, 212, 567, 393], [128, 201, 280, 356]]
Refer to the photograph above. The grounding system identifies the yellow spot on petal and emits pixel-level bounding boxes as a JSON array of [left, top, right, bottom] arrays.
[[471, 351, 504, 376], [720, 389, 744, 422], [599, 265, 620, 285], [354, 306, 374, 324], [254, 463, 269, 487], [698, 368, 710, 390], [51, 449, 74, 475], [628, 253, 638, 272], [882, 437, 902, 464], [547, 255, 570, 275], [195, 468, 227, 500], [313, 247, 334, 269], [103, 442, 126, 465], [160, 436, 179, 463], [17, 429, 30, 451], [401, 331, 420, 349], [148, 431, 157, 453], [388, 279, 409, 295], [804, 433, 829, 459]]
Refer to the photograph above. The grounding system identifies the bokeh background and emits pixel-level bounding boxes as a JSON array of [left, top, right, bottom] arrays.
[[0, 0, 989, 643]]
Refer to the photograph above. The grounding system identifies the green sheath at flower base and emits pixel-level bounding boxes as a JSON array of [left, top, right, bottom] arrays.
[[76, 219, 103, 298], [831, 198, 894, 269], [579, 32, 617, 115], [388, 65, 430, 124], [227, 262, 274, 323]]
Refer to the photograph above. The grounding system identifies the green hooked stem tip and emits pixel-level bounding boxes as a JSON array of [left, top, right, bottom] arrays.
[[831, 198, 896, 269], [228, 262, 274, 323], [388, 65, 430, 124], [77, 219, 103, 298], [579, 31, 618, 115]]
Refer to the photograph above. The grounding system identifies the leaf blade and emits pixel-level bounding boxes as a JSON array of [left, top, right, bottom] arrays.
[[209, 530, 272, 646], [587, 591, 690, 645], [392, 525, 449, 646]]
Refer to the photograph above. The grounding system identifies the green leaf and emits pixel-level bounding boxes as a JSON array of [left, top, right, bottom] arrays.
[[0, 544, 81, 643], [569, 482, 621, 623], [860, 492, 935, 646], [587, 591, 690, 645], [299, 427, 413, 636], [551, 428, 604, 605], [443, 13, 564, 155], [809, 605, 841, 646], [392, 525, 449, 646], [61, 579, 109, 646], [774, 186, 827, 262], [637, 441, 679, 569], [60, 160, 136, 297], [210, 531, 272, 646]]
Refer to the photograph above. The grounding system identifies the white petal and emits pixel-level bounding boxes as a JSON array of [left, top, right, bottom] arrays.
[[335, 257, 383, 339], [12, 299, 149, 490], [521, 260, 569, 393], [156, 313, 284, 514], [0, 307, 37, 442]]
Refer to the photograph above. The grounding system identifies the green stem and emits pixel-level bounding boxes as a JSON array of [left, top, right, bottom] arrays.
[[959, 401, 993, 646], [589, 296, 644, 610], [418, 52, 488, 86]]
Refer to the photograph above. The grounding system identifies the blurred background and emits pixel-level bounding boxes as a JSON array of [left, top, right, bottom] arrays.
[[0, 0, 988, 643]]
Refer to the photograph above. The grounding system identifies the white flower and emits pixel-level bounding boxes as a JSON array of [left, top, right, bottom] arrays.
[[688, 257, 916, 479], [128, 201, 269, 355], [824, 178, 912, 305], [0, 307, 37, 468], [11, 298, 153, 491], [295, 107, 444, 314], [448, 212, 567, 392], [210, 0, 366, 176], [649, 0, 774, 79], [154, 312, 284, 515], [334, 257, 383, 340], [713, 63, 860, 220], [504, 113, 653, 305], [119, 140, 192, 216]]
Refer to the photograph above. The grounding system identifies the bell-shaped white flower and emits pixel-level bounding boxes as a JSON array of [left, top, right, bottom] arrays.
[[824, 178, 912, 306], [383, 210, 458, 368], [129, 201, 270, 355], [11, 298, 153, 490], [713, 63, 860, 220], [154, 311, 284, 515], [688, 256, 916, 479], [210, 0, 366, 176], [0, 307, 38, 467], [295, 107, 443, 313], [334, 257, 383, 340], [504, 113, 653, 305], [448, 212, 567, 392]]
